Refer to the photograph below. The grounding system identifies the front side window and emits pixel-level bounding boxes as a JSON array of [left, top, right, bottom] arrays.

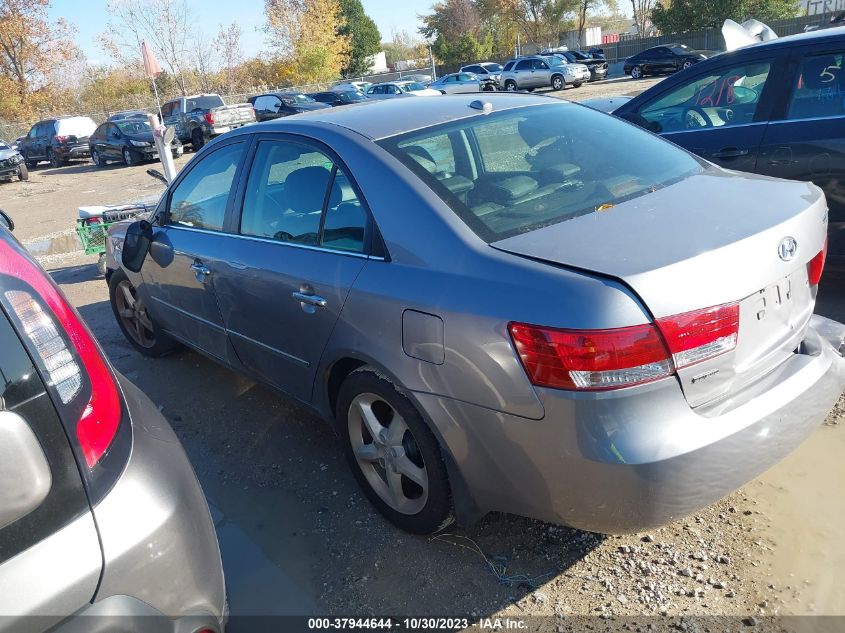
[[168, 142, 245, 231], [503, 61, 515, 71], [786, 52, 845, 120], [637, 60, 771, 133], [240, 140, 367, 252], [379, 102, 701, 242], [532, 59, 549, 70]]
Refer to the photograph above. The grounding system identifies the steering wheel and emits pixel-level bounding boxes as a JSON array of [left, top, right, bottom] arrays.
[[273, 230, 294, 241], [683, 106, 711, 129]]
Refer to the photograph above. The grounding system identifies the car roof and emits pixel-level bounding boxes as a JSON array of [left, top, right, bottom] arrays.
[[232, 93, 561, 140], [733, 24, 845, 51]]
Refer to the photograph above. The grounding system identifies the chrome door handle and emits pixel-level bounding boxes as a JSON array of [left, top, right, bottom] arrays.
[[190, 262, 211, 283], [292, 291, 326, 307], [711, 148, 749, 159]]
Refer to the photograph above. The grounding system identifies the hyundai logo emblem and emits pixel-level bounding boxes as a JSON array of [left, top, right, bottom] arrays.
[[778, 237, 798, 262]]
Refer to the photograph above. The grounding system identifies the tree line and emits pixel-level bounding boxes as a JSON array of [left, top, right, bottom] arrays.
[[0, 0, 801, 130]]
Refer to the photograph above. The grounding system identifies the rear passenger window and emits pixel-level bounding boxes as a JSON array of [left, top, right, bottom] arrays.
[[240, 140, 368, 253], [787, 53, 845, 120], [168, 142, 245, 231]]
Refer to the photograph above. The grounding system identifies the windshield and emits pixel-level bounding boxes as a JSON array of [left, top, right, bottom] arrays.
[[670, 45, 690, 53], [481, 63, 503, 72], [187, 95, 225, 110], [543, 56, 565, 67], [115, 120, 152, 134], [378, 103, 702, 242], [401, 82, 427, 92]]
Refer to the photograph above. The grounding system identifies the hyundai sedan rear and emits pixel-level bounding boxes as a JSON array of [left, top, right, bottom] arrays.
[[105, 95, 845, 535]]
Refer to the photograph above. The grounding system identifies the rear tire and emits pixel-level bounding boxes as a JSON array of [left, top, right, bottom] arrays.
[[92, 149, 106, 167], [504, 79, 517, 91], [17, 164, 28, 181], [109, 269, 180, 357], [337, 367, 454, 534], [191, 128, 205, 151], [573, 82, 583, 88], [48, 149, 61, 168]]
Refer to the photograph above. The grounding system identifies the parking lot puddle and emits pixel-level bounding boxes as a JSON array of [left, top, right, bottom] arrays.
[[750, 422, 845, 615]]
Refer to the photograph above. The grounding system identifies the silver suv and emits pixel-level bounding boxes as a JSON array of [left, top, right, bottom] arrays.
[[0, 210, 225, 632], [501, 55, 590, 91]]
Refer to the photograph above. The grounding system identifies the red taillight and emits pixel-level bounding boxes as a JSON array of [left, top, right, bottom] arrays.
[[655, 302, 739, 369], [808, 240, 827, 286], [54, 135, 69, 143], [204, 111, 214, 125], [0, 240, 121, 468], [509, 303, 740, 391], [508, 322, 673, 390]]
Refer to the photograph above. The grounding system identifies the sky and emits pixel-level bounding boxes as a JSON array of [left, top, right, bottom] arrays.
[[49, 0, 432, 65]]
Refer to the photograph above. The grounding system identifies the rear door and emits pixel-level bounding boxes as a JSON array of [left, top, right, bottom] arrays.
[[625, 54, 782, 173], [140, 138, 248, 362], [214, 134, 370, 400], [0, 295, 101, 631], [757, 42, 845, 263]]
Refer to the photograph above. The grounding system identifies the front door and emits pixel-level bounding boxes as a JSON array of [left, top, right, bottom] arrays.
[[758, 46, 845, 263], [626, 56, 779, 173], [140, 139, 248, 362], [214, 136, 370, 401]]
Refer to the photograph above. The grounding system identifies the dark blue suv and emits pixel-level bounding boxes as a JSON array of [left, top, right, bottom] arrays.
[[614, 28, 845, 266]]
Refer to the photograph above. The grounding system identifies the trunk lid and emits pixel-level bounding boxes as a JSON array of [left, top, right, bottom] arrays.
[[492, 171, 828, 407]]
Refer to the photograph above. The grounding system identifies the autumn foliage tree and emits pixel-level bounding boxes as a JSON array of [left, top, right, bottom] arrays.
[[265, 0, 351, 85], [0, 0, 77, 118]]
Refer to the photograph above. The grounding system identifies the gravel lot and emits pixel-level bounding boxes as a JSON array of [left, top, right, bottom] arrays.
[[3, 74, 844, 628]]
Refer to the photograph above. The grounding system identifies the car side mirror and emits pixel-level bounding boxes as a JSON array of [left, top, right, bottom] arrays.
[[122, 220, 154, 273], [0, 209, 14, 232], [0, 410, 51, 530]]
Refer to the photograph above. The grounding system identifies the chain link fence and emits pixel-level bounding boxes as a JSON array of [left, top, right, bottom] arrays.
[[0, 64, 436, 144]]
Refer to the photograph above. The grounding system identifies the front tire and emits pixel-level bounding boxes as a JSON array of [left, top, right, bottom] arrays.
[[17, 163, 28, 181], [682, 60, 693, 70], [631, 65, 643, 79], [109, 269, 180, 357], [337, 368, 454, 534], [122, 147, 138, 166], [551, 74, 564, 91]]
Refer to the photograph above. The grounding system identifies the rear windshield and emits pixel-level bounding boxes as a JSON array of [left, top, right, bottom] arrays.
[[378, 103, 702, 242], [55, 117, 96, 138], [186, 95, 225, 111], [482, 63, 503, 72], [341, 91, 366, 100]]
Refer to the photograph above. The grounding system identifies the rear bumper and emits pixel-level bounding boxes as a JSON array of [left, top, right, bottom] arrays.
[[55, 146, 90, 160], [415, 315, 845, 534], [89, 375, 226, 623], [53, 595, 222, 633]]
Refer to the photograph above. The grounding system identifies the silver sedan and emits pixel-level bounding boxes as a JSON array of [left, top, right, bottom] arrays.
[[428, 72, 483, 94], [108, 94, 845, 535]]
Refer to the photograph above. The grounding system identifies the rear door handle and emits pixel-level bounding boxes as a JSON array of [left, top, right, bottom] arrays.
[[292, 291, 327, 308], [711, 148, 749, 159]]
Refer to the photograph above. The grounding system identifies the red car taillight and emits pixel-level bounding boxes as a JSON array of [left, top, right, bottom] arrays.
[[808, 240, 827, 286], [509, 303, 740, 391], [204, 111, 214, 125], [54, 135, 70, 143], [655, 302, 739, 370], [0, 239, 121, 468]]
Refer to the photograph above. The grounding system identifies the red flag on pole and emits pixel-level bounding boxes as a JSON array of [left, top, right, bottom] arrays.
[[141, 41, 162, 78]]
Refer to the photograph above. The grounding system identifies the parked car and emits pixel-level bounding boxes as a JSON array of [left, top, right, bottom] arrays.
[[544, 49, 609, 81], [612, 28, 845, 266], [248, 92, 332, 121], [0, 210, 225, 630], [428, 72, 485, 94], [107, 109, 150, 122], [106, 94, 844, 536], [309, 90, 369, 106], [18, 116, 97, 168], [333, 80, 373, 92], [365, 81, 442, 98], [501, 55, 590, 91], [460, 62, 504, 85], [403, 73, 433, 83], [89, 118, 183, 167], [0, 140, 28, 182], [623, 44, 709, 78], [160, 93, 255, 151]]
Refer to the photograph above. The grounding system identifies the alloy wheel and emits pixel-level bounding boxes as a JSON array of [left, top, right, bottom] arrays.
[[631, 66, 642, 79], [347, 392, 429, 515], [114, 279, 156, 348]]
